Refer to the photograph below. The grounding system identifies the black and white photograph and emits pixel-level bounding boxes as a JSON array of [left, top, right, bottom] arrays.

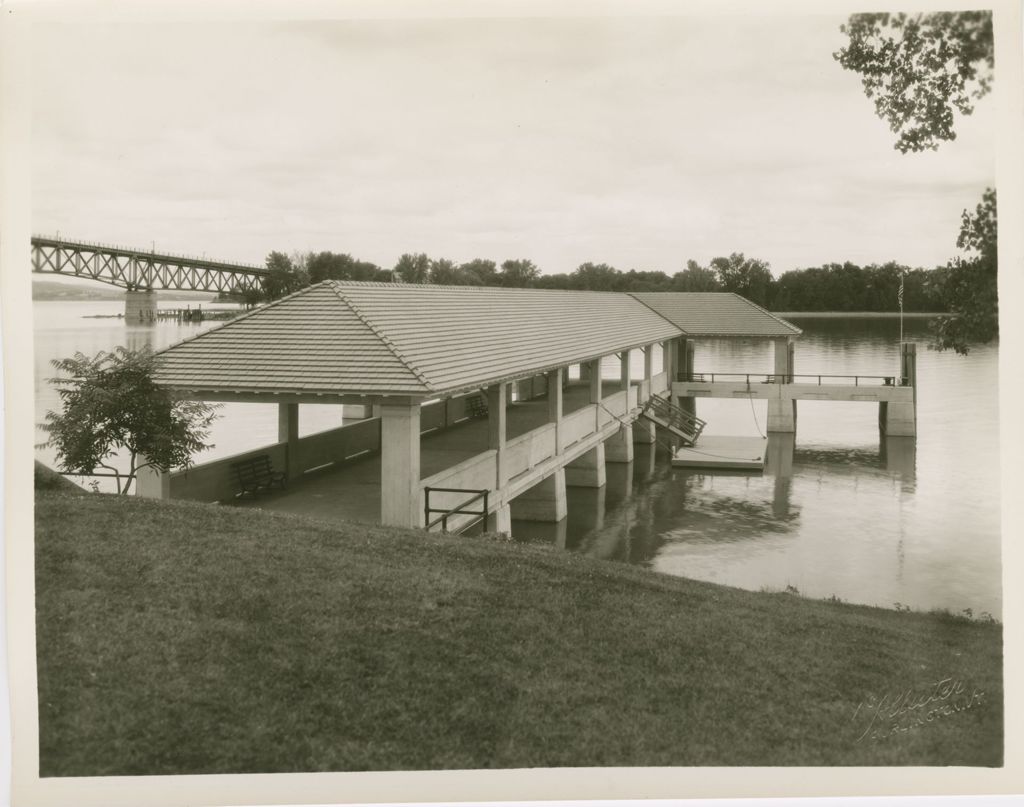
[[2, 0, 1022, 804]]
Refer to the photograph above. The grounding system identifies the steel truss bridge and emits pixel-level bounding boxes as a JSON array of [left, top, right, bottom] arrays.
[[31, 236, 267, 294]]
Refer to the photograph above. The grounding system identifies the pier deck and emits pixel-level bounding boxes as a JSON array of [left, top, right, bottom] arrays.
[[231, 381, 630, 526]]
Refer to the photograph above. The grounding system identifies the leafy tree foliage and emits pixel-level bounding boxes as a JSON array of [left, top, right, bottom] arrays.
[[262, 251, 310, 301], [498, 259, 540, 287], [930, 188, 998, 354], [834, 12, 994, 153], [572, 262, 621, 291], [307, 251, 385, 283], [459, 259, 498, 286], [707, 253, 773, 307], [672, 260, 722, 292], [394, 253, 431, 284], [41, 347, 219, 494]]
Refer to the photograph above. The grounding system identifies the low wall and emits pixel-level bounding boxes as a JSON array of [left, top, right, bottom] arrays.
[[170, 442, 290, 503]]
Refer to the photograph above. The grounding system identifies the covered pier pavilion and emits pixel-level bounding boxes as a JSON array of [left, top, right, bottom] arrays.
[[633, 292, 917, 438], [141, 282, 907, 532]]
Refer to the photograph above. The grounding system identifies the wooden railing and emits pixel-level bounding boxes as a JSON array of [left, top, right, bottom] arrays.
[[642, 395, 707, 444]]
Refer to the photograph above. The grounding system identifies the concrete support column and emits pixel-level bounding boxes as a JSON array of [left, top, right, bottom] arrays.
[[588, 357, 603, 430], [880, 401, 916, 437], [619, 350, 631, 392], [380, 402, 422, 528], [678, 338, 696, 419], [566, 443, 606, 488], [901, 341, 918, 416], [278, 402, 300, 480], [125, 289, 158, 323], [493, 504, 512, 535], [547, 368, 564, 454], [767, 337, 797, 433], [643, 344, 653, 389], [510, 468, 567, 522], [135, 455, 169, 499], [487, 382, 508, 488], [605, 422, 634, 463], [633, 417, 656, 445], [371, 403, 383, 418]]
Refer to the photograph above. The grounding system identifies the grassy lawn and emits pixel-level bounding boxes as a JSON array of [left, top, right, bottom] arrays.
[[35, 489, 1002, 775]]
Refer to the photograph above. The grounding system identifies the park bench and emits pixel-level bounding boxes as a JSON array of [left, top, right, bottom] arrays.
[[231, 454, 287, 497], [466, 392, 489, 419]]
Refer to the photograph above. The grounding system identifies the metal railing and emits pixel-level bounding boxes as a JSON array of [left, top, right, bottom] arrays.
[[682, 372, 910, 387], [424, 487, 490, 534]]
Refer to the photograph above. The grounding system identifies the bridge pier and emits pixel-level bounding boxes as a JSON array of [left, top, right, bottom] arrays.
[[767, 337, 797, 433], [510, 469, 568, 522], [879, 343, 917, 438], [566, 443, 606, 488], [125, 289, 158, 323]]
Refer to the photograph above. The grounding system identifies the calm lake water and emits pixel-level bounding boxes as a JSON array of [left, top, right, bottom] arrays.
[[34, 301, 1002, 616]]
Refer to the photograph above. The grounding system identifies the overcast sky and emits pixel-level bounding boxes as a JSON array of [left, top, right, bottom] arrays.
[[31, 14, 995, 278]]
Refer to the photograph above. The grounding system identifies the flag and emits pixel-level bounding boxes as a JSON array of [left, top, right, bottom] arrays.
[[898, 275, 904, 309]]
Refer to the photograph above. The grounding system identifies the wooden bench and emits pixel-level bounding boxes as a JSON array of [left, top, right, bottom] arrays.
[[231, 455, 287, 497], [466, 392, 489, 419]]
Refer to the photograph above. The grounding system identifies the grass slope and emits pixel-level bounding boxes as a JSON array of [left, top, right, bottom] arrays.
[[35, 491, 1002, 775]]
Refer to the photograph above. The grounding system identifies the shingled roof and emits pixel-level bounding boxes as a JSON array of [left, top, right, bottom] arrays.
[[629, 292, 801, 337], [154, 281, 682, 398]]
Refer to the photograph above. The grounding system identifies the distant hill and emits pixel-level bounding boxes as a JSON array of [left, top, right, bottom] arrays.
[[32, 280, 217, 302]]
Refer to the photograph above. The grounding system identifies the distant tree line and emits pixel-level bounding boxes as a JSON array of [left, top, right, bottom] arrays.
[[228, 249, 951, 314]]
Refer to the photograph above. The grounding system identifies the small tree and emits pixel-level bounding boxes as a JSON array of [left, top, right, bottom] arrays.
[[41, 347, 220, 494]]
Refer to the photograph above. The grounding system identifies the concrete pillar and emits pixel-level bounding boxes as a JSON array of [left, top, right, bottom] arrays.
[[380, 402, 422, 528], [678, 339, 696, 419], [633, 417, 656, 444], [487, 382, 508, 488], [620, 350, 631, 392], [588, 357, 603, 431], [880, 401, 916, 437], [901, 341, 918, 414], [588, 359, 602, 401], [510, 468, 567, 522], [135, 456, 169, 499], [547, 368, 564, 454], [278, 402, 300, 480], [767, 337, 797, 433], [125, 289, 158, 323], [605, 422, 634, 463], [566, 443, 606, 488], [493, 503, 512, 536]]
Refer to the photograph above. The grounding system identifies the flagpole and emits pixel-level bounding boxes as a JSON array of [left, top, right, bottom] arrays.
[[898, 271, 904, 345]]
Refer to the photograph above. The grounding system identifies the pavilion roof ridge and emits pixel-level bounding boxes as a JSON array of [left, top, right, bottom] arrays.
[[627, 293, 693, 336], [151, 282, 324, 359], [724, 292, 803, 336], [325, 282, 434, 391]]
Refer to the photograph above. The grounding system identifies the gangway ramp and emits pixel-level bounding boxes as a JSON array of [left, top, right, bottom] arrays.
[[640, 394, 706, 446]]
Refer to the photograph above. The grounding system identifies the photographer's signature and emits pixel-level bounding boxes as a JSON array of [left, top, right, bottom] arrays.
[[853, 677, 985, 743]]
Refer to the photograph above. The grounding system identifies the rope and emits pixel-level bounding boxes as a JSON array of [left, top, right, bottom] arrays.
[[748, 389, 767, 439]]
